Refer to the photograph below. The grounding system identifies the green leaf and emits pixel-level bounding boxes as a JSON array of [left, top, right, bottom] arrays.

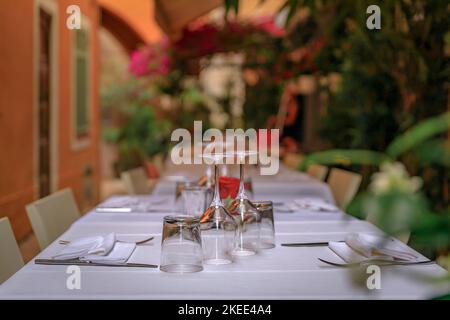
[[224, 0, 239, 16], [412, 139, 450, 167], [432, 292, 450, 300], [298, 149, 391, 171], [101, 127, 120, 143], [386, 112, 450, 159], [285, 0, 299, 25]]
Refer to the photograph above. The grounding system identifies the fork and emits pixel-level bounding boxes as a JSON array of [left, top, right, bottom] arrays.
[[59, 235, 154, 246], [318, 257, 435, 267]]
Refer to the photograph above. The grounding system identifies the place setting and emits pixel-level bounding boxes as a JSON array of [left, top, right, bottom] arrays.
[[279, 232, 433, 268], [35, 232, 158, 268], [273, 197, 340, 213]]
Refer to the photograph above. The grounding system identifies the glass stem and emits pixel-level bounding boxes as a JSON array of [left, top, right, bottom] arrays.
[[206, 165, 212, 188], [237, 162, 246, 200], [212, 164, 222, 206]]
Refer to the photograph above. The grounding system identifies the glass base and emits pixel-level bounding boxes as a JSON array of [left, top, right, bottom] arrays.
[[259, 242, 276, 249], [204, 258, 232, 265], [232, 248, 256, 256], [160, 264, 203, 273]]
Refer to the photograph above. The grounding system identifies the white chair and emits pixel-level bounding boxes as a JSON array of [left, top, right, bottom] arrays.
[[0, 217, 24, 284], [306, 164, 328, 181], [26, 189, 80, 250], [121, 167, 154, 195], [327, 168, 362, 208]]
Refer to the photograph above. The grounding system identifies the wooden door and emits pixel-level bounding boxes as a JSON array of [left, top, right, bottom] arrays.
[[38, 9, 52, 198]]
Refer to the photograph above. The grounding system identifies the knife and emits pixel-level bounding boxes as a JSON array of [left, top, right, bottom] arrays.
[[96, 207, 176, 213], [281, 242, 337, 247], [35, 259, 158, 268]]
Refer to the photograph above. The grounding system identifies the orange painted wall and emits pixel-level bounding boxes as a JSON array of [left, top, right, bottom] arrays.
[[0, 0, 36, 240], [57, 0, 101, 212], [0, 0, 101, 240]]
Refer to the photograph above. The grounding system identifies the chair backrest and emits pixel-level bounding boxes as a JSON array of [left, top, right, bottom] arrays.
[[26, 188, 80, 250], [306, 164, 328, 181], [327, 168, 362, 208], [0, 217, 24, 284], [121, 167, 150, 195]]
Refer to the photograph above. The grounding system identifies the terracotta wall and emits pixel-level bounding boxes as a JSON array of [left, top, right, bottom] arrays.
[[57, 0, 101, 211], [0, 0, 35, 241], [0, 0, 101, 240]]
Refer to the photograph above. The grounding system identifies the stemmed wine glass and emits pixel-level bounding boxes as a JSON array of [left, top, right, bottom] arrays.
[[199, 153, 237, 265], [227, 151, 261, 256]]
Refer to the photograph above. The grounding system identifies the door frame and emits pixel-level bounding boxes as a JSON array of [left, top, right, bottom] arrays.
[[33, 0, 59, 198]]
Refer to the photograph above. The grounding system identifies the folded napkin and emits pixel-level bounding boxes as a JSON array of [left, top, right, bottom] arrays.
[[81, 242, 136, 264], [294, 197, 339, 212], [96, 196, 174, 213], [328, 233, 419, 263], [52, 233, 136, 264], [96, 197, 138, 212]]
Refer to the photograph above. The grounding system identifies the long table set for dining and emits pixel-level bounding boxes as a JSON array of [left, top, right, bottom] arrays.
[[1, 162, 449, 300]]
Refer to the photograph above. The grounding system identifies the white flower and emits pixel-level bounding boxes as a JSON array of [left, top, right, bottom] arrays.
[[370, 161, 423, 195]]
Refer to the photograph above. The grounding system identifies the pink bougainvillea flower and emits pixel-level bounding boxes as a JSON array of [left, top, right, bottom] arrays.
[[129, 37, 172, 78], [254, 16, 285, 37], [129, 48, 151, 77]]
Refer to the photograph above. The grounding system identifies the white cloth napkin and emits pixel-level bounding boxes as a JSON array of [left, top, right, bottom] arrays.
[[52, 233, 136, 264], [53, 233, 116, 260], [96, 197, 138, 212], [294, 197, 339, 212], [81, 242, 136, 264], [328, 233, 419, 263], [96, 196, 174, 213]]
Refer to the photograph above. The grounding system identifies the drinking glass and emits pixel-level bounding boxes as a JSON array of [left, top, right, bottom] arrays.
[[175, 180, 194, 200], [228, 152, 261, 256], [199, 157, 237, 265], [175, 180, 194, 211], [253, 201, 275, 249], [160, 215, 203, 273], [182, 186, 207, 217]]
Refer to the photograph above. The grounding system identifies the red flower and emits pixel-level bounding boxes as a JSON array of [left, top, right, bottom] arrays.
[[175, 22, 221, 57]]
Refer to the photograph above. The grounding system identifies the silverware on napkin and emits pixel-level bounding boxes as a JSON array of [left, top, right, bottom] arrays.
[[58, 235, 154, 245], [35, 259, 158, 268]]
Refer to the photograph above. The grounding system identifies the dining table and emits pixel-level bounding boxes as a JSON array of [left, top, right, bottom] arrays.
[[0, 164, 449, 299]]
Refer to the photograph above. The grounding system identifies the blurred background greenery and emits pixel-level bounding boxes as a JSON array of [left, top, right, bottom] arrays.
[[100, 0, 449, 281]]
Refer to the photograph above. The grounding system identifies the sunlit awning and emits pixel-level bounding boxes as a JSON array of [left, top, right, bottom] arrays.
[[154, 0, 223, 39], [154, 0, 285, 39]]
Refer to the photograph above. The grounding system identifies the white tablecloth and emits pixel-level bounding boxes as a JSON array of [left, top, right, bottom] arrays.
[[0, 167, 448, 299]]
